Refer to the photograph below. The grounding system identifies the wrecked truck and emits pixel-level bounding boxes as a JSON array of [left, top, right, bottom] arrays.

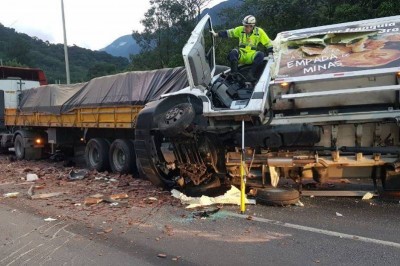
[[134, 14, 400, 196], [1, 15, 400, 198]]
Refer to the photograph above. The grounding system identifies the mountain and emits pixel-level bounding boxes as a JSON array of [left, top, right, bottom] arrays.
[[202, 0, 243, 26], [0, 23, 129, 83], [101, 0, 243, 59], [99, 35, 140, 59]]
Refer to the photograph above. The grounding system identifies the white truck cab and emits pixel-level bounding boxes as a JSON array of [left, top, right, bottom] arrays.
[[0, 67, 47, 109], [164, 14, 274, 122], [164, 14, 400, 126]]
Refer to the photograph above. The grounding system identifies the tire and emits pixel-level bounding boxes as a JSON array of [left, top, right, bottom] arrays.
[[135, 159, 146, 179], [14, 134, 25, 160], [85, 138, 110, 172], [158, 103, 195, 137], [109, 139, 136, 174], [256, 187, 300, 206]]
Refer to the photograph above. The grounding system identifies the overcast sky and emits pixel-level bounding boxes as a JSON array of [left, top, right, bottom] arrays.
[[0, 0, 225, 50]]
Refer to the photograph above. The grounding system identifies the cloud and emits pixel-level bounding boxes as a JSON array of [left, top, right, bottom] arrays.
[[0, 0, 224, 50]]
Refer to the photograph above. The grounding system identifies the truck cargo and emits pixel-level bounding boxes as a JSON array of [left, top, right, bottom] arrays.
[[1, 15, 400, 199]]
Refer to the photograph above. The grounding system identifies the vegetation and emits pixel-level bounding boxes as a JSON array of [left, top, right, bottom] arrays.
[[0, 24, 129, 83], [132, 0, 399, 68], [129, 0, 211, 70]]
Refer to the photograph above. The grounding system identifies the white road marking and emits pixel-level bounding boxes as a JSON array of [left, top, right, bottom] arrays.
[[226, 211, 400, 248], [6, 243, 44, 266], [0, 241, 33, 263]]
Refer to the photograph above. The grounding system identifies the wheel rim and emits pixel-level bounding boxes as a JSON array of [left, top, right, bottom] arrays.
[[15, 136, 23, 158], [89, 146, 100, 165], [164, 106, 184, 126], [15, 140, 22, 157], [113, 148, 126, 171]]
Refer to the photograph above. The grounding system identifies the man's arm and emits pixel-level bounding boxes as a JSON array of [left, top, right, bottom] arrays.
[[212, 26, 241, 38], [210, 30, 228, 38], [259, 28, 272, 48]]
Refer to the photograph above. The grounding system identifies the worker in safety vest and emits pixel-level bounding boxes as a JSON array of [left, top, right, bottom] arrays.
[[211, 15, 273, 81]]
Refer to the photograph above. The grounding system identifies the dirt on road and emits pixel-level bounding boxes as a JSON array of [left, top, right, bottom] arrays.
[[0, 155, 183, 233]]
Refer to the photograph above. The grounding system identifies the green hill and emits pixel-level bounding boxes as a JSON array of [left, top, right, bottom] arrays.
[[0, 23, 129, 83]]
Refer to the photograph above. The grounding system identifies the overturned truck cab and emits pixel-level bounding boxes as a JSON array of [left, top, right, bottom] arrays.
[[135, 14, 400, 195]]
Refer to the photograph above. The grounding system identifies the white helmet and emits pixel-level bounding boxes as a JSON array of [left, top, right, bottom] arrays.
[[242, 15, 256, 26]]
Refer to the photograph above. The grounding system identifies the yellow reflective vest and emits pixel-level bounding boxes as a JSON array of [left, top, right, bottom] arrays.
[[227, 26, 272, 54]]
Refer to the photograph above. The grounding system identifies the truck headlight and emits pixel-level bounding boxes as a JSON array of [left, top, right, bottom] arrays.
[[280, 82, 290, 89]]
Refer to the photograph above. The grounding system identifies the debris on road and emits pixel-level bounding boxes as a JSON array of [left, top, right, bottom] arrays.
[[26, 173, 39, 181], [362, 192, 374, 200], [171, 186, 255, 209], [31, 192, 64, 199], [44, 217, 57, 222], [109, 193, 129, 200], [68, 169, 89, 181], [157, 253, 167, 258], [336, 212, 343, 217], [3, 192, 19, 198], [84, 197, 104, 205], [192, 207, 220, 219], [148, 197, 158, 201], [27, 184, 34, 198], [0, 154, 177, 239], [103, 228, 113, 233], [89, 193, 104, 198], [83, 193, 129, 207]]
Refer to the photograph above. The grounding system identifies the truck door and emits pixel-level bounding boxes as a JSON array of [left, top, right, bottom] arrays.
[[182, 14, 216, 90]]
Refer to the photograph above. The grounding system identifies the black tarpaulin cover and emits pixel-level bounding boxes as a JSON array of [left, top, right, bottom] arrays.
[[60, 67, 188, 113], [19, 67, 188, 114], [19, 83, 86, 114]]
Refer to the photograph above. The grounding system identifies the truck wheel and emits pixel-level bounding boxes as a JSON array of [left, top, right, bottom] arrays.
[[158, 103, 195, 137], [135, 159, 146, 179], [85, 138, 110, 172], [14, 134, 25, 160], [256, 187, 300, 206], [109, 139, 136, 174]]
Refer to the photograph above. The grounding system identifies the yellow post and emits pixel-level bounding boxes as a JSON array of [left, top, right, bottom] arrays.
[[240, 120, 246, 214]]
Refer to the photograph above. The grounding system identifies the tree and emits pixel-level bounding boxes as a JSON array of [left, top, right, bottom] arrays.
[[87, 62, 118, 80], [6, 37, 31, 65], [131, 0, 212, 69], [2, 59, 26, 67]]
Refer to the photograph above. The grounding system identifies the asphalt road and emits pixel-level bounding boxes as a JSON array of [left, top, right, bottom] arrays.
[[1, 194, 400, 265]]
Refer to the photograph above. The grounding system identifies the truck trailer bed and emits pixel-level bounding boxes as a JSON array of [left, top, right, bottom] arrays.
[[5, 106, 143, 128], [5, 67, 188, 129]]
